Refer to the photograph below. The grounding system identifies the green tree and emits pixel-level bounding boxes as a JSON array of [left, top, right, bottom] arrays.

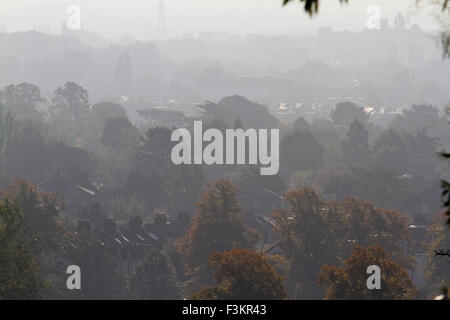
[[50, 81, 89, 123], [113, 52, 134, 97], [137, 126, 174, 173], [130, 249, 180, 300], [426, 213, 450, 295], [100, 117, 138, 152], [280, 129, 324, 174], [137, 126, 205, 214], [330, 101, 369, 126], [371, 128, 409, 174], [391, 104, 448, 148], [165, 164, 205, 214], [0, 104, 13, 180], [271, 188, 341, 299], [0, 104, 5, 150], [323, 166, 410, 210], [0, 199, 46, 299], [91, 101, 127, 124], [342, 119, 369, 168], [178, 180, 260, 292], [372, 128, 441, 177], [441, 152, 450, 224], [200, 95, 279, 129], [3, 123, 51, 182], [293, 117, 311, 131], [3, 180, 65, 253], [0, 83, 44, 121], [407, 128, 441, 178]]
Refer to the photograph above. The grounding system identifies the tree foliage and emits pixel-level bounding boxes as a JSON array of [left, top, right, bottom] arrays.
[[442, 152, 450, 224], [0, 199, 46, 299], [138, 126, 174, 173], [200, 95, 279, 129], [318, 246, 417, 300], [330, 101, 369, 126], [271, 187, 413, 298], [323, 166, 409, 211], [100, 116, 138, 151], [371, 128, 440, 177], [342, 119, 369, 168], [339, 196, 414, 269], [50, 81, 89, 124], [130, 249, 180, 300], [280, 129, 324, 174], [2, 180, 65, 253], [191, 248, 286, 300], [282, 0, 348, 16], [271, 188, 341, 298], [178, 180, 260, 290], [0, 83, 44, 121], [426, 214, 450, 294]]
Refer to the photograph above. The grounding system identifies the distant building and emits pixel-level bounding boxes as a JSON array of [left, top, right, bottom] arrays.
[[65, 214, 188, 278]]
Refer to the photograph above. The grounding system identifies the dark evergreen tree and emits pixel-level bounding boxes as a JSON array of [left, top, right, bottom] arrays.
[[342, 119, 369, 168]]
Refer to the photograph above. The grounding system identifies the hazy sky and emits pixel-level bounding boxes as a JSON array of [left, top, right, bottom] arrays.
[[0, 0, 440, 40]]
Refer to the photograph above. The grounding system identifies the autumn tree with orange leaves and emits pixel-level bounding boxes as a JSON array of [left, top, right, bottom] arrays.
[[318, 246, 418, 300], [178, 179, 260, 293], [271, 187, 413, 299], [271, 187, 342, 299], [339, 196, 414, 269], [191, 248, 286, 300]]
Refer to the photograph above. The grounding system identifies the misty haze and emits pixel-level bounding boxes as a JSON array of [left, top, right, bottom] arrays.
[[0, 0, 449, 302]]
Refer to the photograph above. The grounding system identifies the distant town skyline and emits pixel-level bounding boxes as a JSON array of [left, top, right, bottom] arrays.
[[0, 0, 441, 41]]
